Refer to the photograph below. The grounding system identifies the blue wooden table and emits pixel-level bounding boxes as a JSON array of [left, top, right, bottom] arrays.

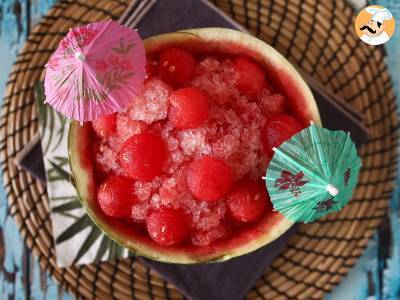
[[0, 1, 399, 299]]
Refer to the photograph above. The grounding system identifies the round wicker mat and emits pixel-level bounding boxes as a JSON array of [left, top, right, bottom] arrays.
[[0, 0, 398, 299]]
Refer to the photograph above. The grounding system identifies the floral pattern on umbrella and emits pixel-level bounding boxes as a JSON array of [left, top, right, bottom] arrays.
[[44, 20, 146, 123], [313, 198, 338, 212], [274, 170, 308, 197], [344, 168, 351, 186]]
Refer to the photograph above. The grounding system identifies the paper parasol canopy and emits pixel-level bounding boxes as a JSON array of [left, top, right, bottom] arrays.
[[44, 20, 146, 123], [265, 122, 362, 223]]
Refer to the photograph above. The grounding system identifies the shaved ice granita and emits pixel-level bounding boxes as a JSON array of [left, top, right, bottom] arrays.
[[69, 28, 321, 263], [95, 54, 289, 245]]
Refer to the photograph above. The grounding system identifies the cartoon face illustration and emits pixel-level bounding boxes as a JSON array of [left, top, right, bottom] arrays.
[[357, 6, 394, 45], [360, 19, 386, 37]]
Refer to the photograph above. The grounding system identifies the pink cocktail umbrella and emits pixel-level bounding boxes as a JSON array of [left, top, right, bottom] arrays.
[[44, 20, 146, 123]]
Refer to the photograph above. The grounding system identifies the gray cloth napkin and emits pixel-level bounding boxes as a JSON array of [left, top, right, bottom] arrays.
[[17, 0, 367, 299], [136, 0, 247, 38], [142, 225, 299, 300]]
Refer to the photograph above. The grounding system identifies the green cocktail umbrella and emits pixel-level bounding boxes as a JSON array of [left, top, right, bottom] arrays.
[[264, 122, 362, 223]]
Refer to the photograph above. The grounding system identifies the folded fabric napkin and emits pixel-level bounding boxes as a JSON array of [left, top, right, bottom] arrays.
[[34, 84, 130, 267], [18, 0, 368, 299]]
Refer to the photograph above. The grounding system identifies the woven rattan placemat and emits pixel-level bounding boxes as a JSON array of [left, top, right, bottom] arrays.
[[0, 0, 398, 299]]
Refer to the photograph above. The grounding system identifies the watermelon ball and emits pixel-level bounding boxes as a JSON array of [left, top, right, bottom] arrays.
[[234, 56, 267, 97], [168, 87, 209, 129], [97, 175, 137, 218], [119, 133, 167, 181], [226, 180, 269, 222], [262, 114, 303, 154], [187, 156, 233, 202], [92, 113, 117, 138], [146, 208, 190, 246], [158, 47, 196, 87]]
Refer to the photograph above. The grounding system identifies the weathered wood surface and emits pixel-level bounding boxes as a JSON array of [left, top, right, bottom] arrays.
[[0, 0, 399, 299], [0, 2, 73, 299]]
